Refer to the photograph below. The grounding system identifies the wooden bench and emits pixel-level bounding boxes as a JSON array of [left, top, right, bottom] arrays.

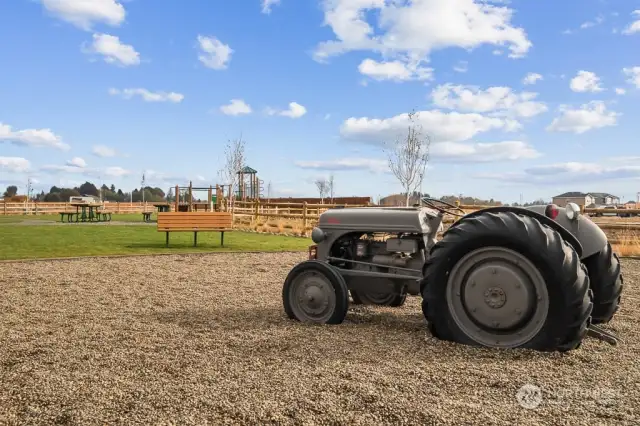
[[157, 212, 233, 247]]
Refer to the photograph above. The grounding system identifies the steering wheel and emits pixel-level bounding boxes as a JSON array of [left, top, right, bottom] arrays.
[[421, 197, 466, 217]]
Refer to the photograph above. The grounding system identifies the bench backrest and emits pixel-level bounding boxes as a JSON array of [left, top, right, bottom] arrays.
[[157, 212, 233, 231]]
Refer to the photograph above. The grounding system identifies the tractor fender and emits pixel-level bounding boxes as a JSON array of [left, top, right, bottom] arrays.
[[523, 205, 608, 260], [450, 206, 584, 258]]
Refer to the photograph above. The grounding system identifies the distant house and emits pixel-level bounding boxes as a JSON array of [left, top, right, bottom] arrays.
[[552, 192, 620, 208]]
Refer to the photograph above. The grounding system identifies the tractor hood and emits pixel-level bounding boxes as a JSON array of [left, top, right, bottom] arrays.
[[317, 206, 438, 233]]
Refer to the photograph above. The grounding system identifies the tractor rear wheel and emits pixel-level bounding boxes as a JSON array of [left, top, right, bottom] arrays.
[[582, 242, 623, 324], [350, 288, 407, 307], [283, 260, 349, 324], [421, 211, 592, 352]]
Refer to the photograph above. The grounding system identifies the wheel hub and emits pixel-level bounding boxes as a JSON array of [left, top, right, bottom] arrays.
[[289, 271, 336, 323], [484, 287, 506, 309], [446, 247, 549, 348]]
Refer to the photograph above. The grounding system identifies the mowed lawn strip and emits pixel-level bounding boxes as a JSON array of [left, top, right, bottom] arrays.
[[0, 225, 310, 260]]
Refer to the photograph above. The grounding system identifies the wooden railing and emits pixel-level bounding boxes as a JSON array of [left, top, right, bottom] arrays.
[[0, 201, 168, 215]]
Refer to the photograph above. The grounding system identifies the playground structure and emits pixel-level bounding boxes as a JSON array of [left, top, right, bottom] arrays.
[[171, 166, 263, 213], [173, 182, 231, 212], [236, 166, 264, 201]]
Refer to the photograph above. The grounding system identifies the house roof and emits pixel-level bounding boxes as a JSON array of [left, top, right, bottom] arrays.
[[554, 191, 618, 198], [554, 192, 586, 198]]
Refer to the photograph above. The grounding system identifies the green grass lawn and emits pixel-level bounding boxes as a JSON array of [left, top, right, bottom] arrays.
[[0, 224, 311, 260]]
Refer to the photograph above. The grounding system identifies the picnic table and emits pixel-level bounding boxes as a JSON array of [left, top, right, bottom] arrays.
[[142, 203, 171, 222], [60, 203, 112, 223]]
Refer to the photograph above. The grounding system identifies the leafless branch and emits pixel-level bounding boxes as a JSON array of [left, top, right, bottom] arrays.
[[315, 177, 328, 203], [383, 110, 431, 206], [327, 174, 335, 203], [218, 134, 246, 214]]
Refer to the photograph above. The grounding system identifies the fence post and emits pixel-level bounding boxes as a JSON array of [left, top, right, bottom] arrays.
[[2, 200, 5, 215], [302, 201, 307, 231], [254, 199, 259, 221]]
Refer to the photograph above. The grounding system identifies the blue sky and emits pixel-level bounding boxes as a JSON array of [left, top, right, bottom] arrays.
[[1, 0, 639, 204]]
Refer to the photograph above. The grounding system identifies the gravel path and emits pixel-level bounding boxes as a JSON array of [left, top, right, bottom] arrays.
[[1, 253, 638, 425]]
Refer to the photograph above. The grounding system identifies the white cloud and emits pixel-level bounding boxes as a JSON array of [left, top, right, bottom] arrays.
[[82, 33, 140, 66], [580, 15, 605, 29], [41, 161, 131, 178], [266, 102, 307, 118], [313, 0, 531, 78], [66, 157, 87, 168], [522, 72, 543, 85], [340, 109, 520, 146], [623, 67, 640, 88], [108, 88, 184, 103], [475, 161, 640, 185], [546, 101, 619, 134], [0, 157, 31, 173], [453, 61, 468, 73], [220, 99, 252, 116], [197, 35, 233, 70], [295, 158, 388, 173], [615, 87, 626, 95], [430, 140, 540, 162], [622, 10, 640, 35], [41, 0, 125, 30], [144, 170, 206, 185], [570, 70, 604, 92], [261, 0, 281, 14], [430, 84, 548, 118], [0, 122, 69, 150], [358, 58, 433, 82], [92, 145, 117, 158], [295, 141, 539, 171], [103, 166, 130, 177]]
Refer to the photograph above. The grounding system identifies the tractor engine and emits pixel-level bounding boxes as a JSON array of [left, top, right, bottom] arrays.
[[335, 233, 427, 273]]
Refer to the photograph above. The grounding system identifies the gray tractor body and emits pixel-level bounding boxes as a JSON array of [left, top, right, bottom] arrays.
[[309, 204, 609, 297]]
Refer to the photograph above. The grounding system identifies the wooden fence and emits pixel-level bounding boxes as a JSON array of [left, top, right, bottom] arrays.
[[0, 201, 162, 215], [4, 200, 640, 232]]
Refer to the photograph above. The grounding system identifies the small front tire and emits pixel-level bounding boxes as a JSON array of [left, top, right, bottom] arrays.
[[282, 260, 349, 324]]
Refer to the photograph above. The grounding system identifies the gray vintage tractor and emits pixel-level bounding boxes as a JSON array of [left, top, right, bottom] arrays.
[[282, 198, 623, 352]]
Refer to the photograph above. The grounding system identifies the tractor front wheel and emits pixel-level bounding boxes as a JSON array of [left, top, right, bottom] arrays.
[[421, 211, 592, 352], [582, 242, 623, 324], [283, 260, 349, 324]]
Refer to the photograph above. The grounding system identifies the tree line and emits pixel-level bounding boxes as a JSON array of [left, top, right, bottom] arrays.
[[2, 182, 170, 203]]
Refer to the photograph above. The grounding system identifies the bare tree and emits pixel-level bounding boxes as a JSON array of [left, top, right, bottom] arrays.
[[327, 174, 335, 204], [315, 177, 328, 203], [218, 135, 246, 219], [384, 110, 431, 206]]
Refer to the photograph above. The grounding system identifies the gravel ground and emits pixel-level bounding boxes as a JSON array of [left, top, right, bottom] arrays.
[[0, 253, 638, 425]]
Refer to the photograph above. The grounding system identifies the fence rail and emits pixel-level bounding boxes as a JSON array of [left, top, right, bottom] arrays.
[[4, 200, 640, 228], [0, 201, 162, 215]]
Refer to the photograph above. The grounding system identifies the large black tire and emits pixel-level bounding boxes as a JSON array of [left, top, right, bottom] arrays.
[[421, 211, 593, 352], [350, 289, 407, 307], [582, 242, 623, 324], [283, 260, 349, 324]]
